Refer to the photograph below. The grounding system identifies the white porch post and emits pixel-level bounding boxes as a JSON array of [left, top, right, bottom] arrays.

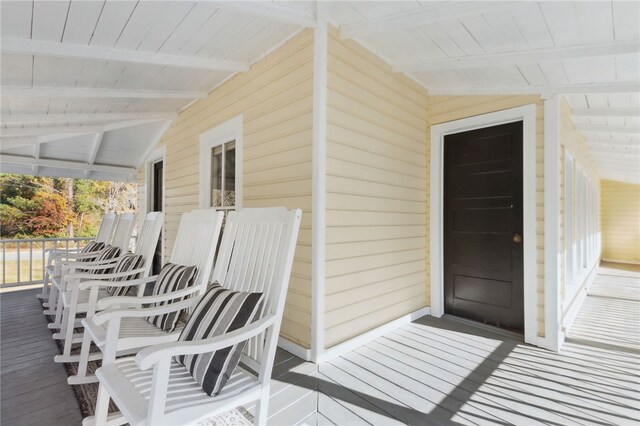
[[543, 95, 563, 352], [311, 3, 327, 363]]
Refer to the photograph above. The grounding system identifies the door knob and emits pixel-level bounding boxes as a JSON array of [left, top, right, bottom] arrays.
[[513, 234, 522, 244]]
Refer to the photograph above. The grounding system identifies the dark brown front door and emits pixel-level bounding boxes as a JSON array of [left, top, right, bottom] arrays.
[[443, 121, 524, 332], [151, 161, 163, 275]]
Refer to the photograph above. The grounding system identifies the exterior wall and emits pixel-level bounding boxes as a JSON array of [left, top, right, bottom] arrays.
[[324, 28, 430, 347], [138, 30, 314, 348], [601, 180, 640, 263], [558, 97, 600, 326], [426, 95, 546, 337]]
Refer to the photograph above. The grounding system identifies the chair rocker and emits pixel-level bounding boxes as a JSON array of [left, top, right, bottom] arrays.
[[40, 212, 118, 308], [70, 209, 224, 383], [85, 207, 301, 426], [52, 212, 163, 365]]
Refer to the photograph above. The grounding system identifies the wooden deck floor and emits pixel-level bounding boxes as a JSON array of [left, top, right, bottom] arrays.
[[2, 263, 639, 425]]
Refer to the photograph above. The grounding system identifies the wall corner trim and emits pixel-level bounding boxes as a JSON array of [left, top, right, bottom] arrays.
[[543, 95, 563, 352], [278, 337, 312, 361], [311, 3, 328, 363]]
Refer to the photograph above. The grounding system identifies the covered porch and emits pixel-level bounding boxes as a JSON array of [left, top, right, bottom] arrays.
[[2, 262, 638, 425]]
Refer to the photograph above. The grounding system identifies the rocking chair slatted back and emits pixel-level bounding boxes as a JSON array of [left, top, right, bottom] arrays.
[[95, 212, 118, 244], [169, 209, 225, 295], [210, 207, 302, 372], [133, 212, 165, 277], [109, 212, 137, 253]]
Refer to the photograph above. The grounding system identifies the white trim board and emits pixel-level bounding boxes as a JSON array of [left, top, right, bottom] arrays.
[[198, 114, 244, 210], [316, 307, 431, 364], [429, 104, 545, 349], [144, 146, 166, 266], [601, 258, 640, 265], [278, 337, 311, 361]]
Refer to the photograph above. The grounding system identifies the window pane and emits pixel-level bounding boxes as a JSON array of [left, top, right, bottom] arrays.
[[224, 142, 236, 207], [211, 146, 222, 207]]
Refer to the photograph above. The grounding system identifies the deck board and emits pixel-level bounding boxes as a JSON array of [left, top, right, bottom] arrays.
[[2, 262, 639, 425]]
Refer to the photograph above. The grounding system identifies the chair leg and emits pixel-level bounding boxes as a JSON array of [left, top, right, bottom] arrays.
[[69, 331, 99, 384], [51, 288, 65, 326], [55, 306, 75, 360], [93, 383, 111, 425], [254, 388, 270, 426]]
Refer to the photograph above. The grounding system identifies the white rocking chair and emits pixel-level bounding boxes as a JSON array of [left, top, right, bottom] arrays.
[[40, 212, 118, 307], [46, 212, 136, 320], [71, 209, 224, 382], [85, 207, 301, 426], [52, 212, 163, 365]]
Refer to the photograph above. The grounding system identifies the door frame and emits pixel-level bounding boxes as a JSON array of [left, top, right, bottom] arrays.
[[145, 146, 166, 264], [430, 104, 538, 347]]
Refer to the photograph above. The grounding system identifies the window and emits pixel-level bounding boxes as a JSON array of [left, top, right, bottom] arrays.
[[199, 115, 243, 211], [564, 154, 574, 285]]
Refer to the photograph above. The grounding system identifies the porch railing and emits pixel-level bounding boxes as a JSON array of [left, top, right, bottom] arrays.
[[0, 237, 93, 287]]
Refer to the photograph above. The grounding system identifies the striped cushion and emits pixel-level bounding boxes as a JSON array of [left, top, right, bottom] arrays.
[[90, 245, 121, 275], [145, 263, 198, 332], [176, 286, 263, 396], [106, 253, 144, 296], [78, 241, 105, 263]]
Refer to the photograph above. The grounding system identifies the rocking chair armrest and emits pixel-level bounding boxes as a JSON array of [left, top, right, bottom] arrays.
[[136, 315, 277, 370], [92, 298, 198, 325], [74, 269, 150, 287], [63, 258, 118, 271], [95, 285, 199, 311]]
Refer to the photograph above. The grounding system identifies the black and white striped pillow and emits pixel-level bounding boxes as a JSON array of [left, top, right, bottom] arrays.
[[176, 286, 263, 396], [89, 245, 121, 274], [106, 253, 144, 297], [78, 241, 106, 263], [145, 263, 198, 332]]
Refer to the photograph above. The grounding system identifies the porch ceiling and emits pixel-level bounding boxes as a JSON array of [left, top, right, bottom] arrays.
[[0, 1, 638, 183]]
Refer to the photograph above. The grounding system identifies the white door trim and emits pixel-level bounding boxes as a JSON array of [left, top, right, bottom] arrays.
[[429, 104, 539, 347], [145, 145, 166, 265]]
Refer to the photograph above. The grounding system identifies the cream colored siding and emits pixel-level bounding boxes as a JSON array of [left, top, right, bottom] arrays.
[[601, 180, 640, 263], [140, 30, 314, 348], [426, 95, 546, 337], [324, 28, 429, 347]]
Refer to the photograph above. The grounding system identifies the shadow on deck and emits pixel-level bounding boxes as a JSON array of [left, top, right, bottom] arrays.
[[2, 263, 639, 425]]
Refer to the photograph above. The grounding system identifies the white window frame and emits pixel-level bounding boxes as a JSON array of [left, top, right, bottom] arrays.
[[144, 145, 166, 265], [199, 114, 243, 210], [564, 153, 575, 286]]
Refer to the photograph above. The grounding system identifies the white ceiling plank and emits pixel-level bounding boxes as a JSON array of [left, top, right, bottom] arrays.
[[90, 1, 138, 47], [427, 82, 640, 96], [115, 1, 168, 51], [32, 0, 70, 41], [539, 1, 582, 47], [2, 112, 178, 125], [572, 107, 640, 118], [340, 2, 518, 39], [2, 86, 207, 100], [62, 1, 105, 44], [1, 38, 250, 72], [613, 1, 640, 42], [394, 40, 640, 72], [136, 2, 196, 53], [574, 1, 614, 45], [0, 119, 166, 138], [1, 154, 137, 175], [0, 1, 32, 38], [136, 120, 174, 168], [508, 3, 554, 49], [577, 124, 640, 135], [211, 1, 316, 28], [32, 141, 40, 175]]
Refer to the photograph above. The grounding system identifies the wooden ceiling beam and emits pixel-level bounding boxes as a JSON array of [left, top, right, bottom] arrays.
[[571, 107, 640, 118], [1, 38, 250, 72], [1, 154, 137, 175], [394, 40, 640, 71], [212, 1, 316, 27], [340, 2, 515, 39], [2, 112, 177, 125], [427, 82, 640, 96], [577, 124, 640, 134], [2, 86, 207, 100], [0, 119, 163, 138]]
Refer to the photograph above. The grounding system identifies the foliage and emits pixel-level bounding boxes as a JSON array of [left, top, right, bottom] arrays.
[[0, 174, 137, 239]]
